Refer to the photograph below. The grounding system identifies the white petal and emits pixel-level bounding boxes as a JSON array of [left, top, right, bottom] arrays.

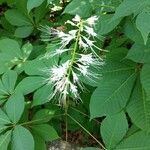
[[84, 26, 97, 37], [79, 37, 89, 49], [72, 14, 81, 22], [86, 16, 98, 26], [65, 20, 76, 26]]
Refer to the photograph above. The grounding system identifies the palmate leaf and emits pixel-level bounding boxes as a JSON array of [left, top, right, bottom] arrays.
[[136, 12, 150, 45], [0, 38, 21, 58], [112, 0, 150, 20], [126, 43, 150, 63], [2, 70, 17, 94], [32, 131, 46, 150], [12, 126, 34, 150], [90, 66, 136, 118], [115, 131, 150, 150], [32, 84, 53, 107], [27, 0, 45, 13], [14, 26, 33, 38], [5, 9, 32, 26], [141, 64, 150, 99], [0, 39, 33, 74], [124, 18, 144, 43], [101, 111, 128, 149], [5, 92, 25, 123], [0, 70, 18, 102], [0, 80, 8, 100], [31, 124, 59, 142], [0, 125, 7, 134], [32, 109, 55, 124], [63, 0, 92, 18], [23, 57, 58, 106], [0, 109, 11, 124], [15, 76, 45, 95], [96, 14, 122, 36], [127, 77, 150, 132], [0, 130, 12, 150]]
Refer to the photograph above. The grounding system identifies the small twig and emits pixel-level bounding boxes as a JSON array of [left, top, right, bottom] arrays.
[[67, 114, 107, 150], [64, 99, 69, 142], [70, 107, 100, 124], [19, 113, 65, 126]]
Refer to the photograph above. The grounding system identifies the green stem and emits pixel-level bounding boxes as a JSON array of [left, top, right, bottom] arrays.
[[63, 22, 83, 140], [67, 21, 83, 78], [70, 107, 100, 124], [64, 99, 69, 142], [67, 114, 107, 150], [19, 114, 65, 126], [63, 21, 83, 106]]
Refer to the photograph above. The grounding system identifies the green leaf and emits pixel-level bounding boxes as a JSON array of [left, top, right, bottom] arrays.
[[126, 43, 150, 63], [27, 0, 45, 13], [90, 72, 136, 118], [33, 84, 53, 106], [63, 0, 92, 18], [21, 42, 33, 59], [32, 124, 59, 141], [136, 12, 150, 45], [126, 125, 140, 138], [127, 79, 150, 132], [5, 92, 25, 123], [0, 125, 8, 134], [96, 14, 121, 35], [5, 9, 32, 26], [24, 59, 47, 76], [2, 70, 17, 94], [127, 77, 150, 144], [101, 112, 128, 149], [112, 0, 150, 20], [124, 18, 144, 43], [0, 130, 11, 150], [115, 131, 150, 150], [0, 39, 29, 73], [15, 0, 28, 15], [12, 126, 34, 150], [0, 38, 21, 58], [0, 109, 11, 124], [16, 76, 44, 95], [32, 109, 55, 124], [34, 1, 48, 24], [141, 64, 150, 99], [32, 132, 46, 150], [14, 26, 33, 38], [0, 79, 9, 99]]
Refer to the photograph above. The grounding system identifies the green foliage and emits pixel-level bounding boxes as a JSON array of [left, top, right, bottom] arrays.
[[115, 131, 150, 150], [0, 0, 150, 149], [0, 131, 11, 150], [27, 0, 45, 13], [100, 112, 128, 149], [12, 126, 34, 150], [136, 12, 150, 44], [63, 0, 92, 18]]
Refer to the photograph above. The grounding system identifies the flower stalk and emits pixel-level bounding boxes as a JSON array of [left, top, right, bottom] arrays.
[[67, 20, 83, 82]]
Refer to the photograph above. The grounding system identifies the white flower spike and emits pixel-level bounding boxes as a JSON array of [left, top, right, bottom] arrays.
[[41, 14, 105, 106]]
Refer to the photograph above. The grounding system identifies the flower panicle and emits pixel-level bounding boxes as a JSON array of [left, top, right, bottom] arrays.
[[41, 15, 105, 106]]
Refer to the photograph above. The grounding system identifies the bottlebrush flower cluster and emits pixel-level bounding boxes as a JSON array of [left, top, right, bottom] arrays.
[[42, 15, 104, 106]]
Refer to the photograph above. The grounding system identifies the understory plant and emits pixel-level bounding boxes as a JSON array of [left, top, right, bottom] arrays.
[[1, 0, 150, 150]]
